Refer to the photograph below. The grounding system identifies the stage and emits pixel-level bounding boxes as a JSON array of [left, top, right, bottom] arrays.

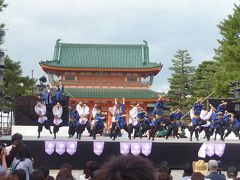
[[1, 134, 240, 170]]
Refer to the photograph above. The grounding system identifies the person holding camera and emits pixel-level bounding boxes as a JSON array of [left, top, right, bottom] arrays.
[[0, 145, 7, 176]]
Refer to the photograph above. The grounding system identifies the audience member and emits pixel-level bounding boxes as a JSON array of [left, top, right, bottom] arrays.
[[191, 172, 205, 180], [97, 154, 155, 180], [227, 166, 238, 180], [181, 162, 193, 180], [192, 160, 208, 176], [5, 133, 23, 167], [2, 134, 240, 180], [0, 176, 18, 180], [30, 170, 45, 180], [0, 145, 7, 176], [158, 161, 172, 180], [38, 166, 54, 180], [12, 169, 26, 180], [12, 145, 33, 180], [56, 168, 75, 180], [61, 164, 73, 173], [155, 172, 172, 180], [205, 160, 226, 180], [83, 161, 99, 180]]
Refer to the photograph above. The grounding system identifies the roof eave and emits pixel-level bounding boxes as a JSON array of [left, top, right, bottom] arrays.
[[40, 64, 162, 73]]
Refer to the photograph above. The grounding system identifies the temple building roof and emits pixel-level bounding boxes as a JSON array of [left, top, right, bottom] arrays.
[[40, 40, 162, 71], [61, 88, 158, 99]]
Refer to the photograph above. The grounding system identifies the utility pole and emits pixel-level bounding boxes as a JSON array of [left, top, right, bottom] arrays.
[[31, 69, 34, 96]]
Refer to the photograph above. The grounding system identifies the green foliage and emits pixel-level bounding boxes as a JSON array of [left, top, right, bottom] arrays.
[[213, 3, 240, 97], [168, 50, 195, 111], [0, 0, 7, 28], [191, 61, 216, 98], [2, 56, 36, 97]]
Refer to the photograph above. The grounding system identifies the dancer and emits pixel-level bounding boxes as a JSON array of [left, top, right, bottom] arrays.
[[223, 113, 240, 140], [115, 98, 126, 114], [136, 107, 147, 139], [199, 105, 215, 141], [76, 102, 90, 140], [128, 104, 139, 140], [193, 98, 203, 115], [155, 95, 167, 112], [141, 112, 152, 137], [44, 84, 53, 106], [213, 111, 229, 141], [112, 107, 128, 141], [34, 101, 52, 138], [92, 107, 105, 140], [68, 106, 79, 138], [166, 108, 179, 139], [52, 102, 63, 139], [43, 84, 53, 121], [109, 105, 117, 139], [189, 108, 201, 141], [216, 100, 228, 113], [149, 111, 165, 141]]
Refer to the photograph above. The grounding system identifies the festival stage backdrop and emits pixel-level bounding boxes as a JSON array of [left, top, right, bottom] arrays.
[[14, 96, 69, 126]]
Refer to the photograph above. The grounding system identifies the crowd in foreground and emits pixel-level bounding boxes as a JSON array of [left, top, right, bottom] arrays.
[[0, 133, 240, 180]]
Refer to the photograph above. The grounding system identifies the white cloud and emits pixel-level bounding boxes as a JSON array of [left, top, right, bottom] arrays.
[[1, 0, 239, 92]]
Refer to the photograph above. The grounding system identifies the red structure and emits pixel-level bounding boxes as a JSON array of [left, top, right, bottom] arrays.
[[40, 40, 162, 128]]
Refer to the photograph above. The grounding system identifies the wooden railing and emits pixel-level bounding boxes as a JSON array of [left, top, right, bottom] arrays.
[[63, 81, 149, 87]]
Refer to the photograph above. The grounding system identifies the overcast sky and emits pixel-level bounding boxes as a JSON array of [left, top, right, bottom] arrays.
[[1, 0, 239, 92]]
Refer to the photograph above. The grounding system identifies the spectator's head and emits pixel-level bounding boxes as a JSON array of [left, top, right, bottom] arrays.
[[155, 172, 172, 180], [61, 163, 73, 173], [47, 176, 54, 180], [13, 169, 26, 180], [158, 161, 171, 175], [30, 170, 45, 180], [56, 168, 74, 180], [183, 162, 193, 177], [192, 160, 208, 176], [11, 133, 23, 147], [191, 172, 204, 180], [2, 176, 18, 180], [208, 160, 218, 172], [227, 166, 238, 179], [97, 155, 155, 180], [83, 161, 99, 179], [16, 145, 31, 161], [38, 166, 50, 180]]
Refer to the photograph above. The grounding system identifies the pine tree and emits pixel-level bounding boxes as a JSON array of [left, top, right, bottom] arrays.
[[0, 0, 7, 28], [4, 56, 36, 97], [214, 3, 240, 97], [191, 61, 216, 98], [168, 50, 195, 110]]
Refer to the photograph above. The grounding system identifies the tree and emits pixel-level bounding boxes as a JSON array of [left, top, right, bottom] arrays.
[[168, 50, 195, 110], [213, 3, 240, 97], [191, 61, 216, 98], [0, 0, 7, 28], [3, 56, 36, 97]]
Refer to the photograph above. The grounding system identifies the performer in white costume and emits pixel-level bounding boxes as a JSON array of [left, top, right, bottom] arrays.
[[109, 105, 117, 139], [52, 102, 63, 139], [128, 104, 139, 140], [34, 101, 52, 138], [76, 101, 90, 140]]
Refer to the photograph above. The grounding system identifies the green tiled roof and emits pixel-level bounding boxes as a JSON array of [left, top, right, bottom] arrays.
[[40, 40, 161, 69], [62, 88, 158, 99]]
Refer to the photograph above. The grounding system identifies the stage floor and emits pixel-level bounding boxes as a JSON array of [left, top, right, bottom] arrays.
[[1, 135, 240, 144]]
